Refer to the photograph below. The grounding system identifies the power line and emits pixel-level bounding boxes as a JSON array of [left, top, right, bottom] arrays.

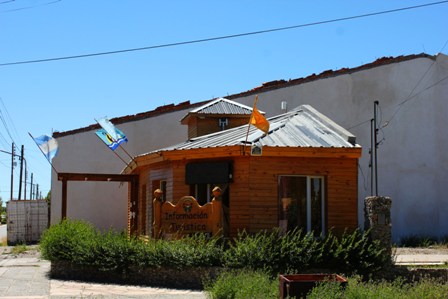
[[0, 97, 21, 145], [0, 0, 61, 13], [1, 1, 447, 67]]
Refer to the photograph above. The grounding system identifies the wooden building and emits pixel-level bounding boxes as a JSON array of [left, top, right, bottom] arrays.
[[125, 101, 362, 238]]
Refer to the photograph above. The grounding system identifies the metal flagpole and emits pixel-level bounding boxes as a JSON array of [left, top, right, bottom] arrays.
[[93, 133, 130, 167], [243, 95, 259, 155]]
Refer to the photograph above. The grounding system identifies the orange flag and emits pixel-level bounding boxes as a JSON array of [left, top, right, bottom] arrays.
[[250, 97, 270, 134]]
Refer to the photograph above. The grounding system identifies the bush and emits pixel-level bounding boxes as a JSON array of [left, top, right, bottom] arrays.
[[40, 219, 97, 265], [93, 231, 140, 272], [324, 229, 389, 275], [204, 269, 278, 299], [40, 219, 224, 272], [135, 233, 224, 269], [40, 220, 389, 284], [308, 277, 448, 299], [223, 228, 388, 276]]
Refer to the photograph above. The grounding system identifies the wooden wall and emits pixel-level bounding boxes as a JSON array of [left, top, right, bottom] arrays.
[[135, 153, 358, 238], [187, 116, 250, 139], [243, 156, 358, 235]]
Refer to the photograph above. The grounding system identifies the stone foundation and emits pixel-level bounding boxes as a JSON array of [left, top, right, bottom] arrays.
[[364, 196, 392, 258]]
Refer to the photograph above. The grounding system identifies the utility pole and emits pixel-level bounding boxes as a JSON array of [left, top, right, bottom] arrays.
[[370, 119, 374, 196], [374, 101, 379, 196], [30, 173, 33, 200], [18, 145, 24, 200], [10, 143, 15, 201], [24, 167, 27, 200]]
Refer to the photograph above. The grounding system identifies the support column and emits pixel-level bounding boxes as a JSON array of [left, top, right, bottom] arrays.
[[364, 196, 392, 257]]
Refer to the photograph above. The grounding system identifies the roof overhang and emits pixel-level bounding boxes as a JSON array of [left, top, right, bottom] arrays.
[[123, 145, 362, 174]]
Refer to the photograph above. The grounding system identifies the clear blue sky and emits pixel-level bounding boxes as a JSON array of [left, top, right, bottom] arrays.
[[0, 0, 447, 203]]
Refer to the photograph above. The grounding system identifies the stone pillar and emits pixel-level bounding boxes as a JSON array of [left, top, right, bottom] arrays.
[[364, 196, 392, 258]]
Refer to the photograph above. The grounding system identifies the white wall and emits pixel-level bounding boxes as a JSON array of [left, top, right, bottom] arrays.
[[51, 109, 189, 232], [230, 54, 448, 242], [52, 54, 448, 241]]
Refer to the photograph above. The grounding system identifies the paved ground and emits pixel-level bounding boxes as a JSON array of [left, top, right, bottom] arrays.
[[1, 245, 448, 298], [393, 247, 448, 265], [0, 246, 207, 299]]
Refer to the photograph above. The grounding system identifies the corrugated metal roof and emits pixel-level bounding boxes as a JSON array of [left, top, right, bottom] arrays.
[[188, 97, 262, 115], [139, 105, 359, 158]]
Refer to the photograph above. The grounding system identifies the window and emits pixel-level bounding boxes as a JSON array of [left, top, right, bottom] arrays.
[[190, 183, 229, 207], [278, 176, 325, 235], [190, 184, 212, 205], [152, 180, 167, 202]]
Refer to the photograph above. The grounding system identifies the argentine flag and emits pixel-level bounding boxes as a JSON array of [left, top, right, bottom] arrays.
[[33, 135, 59, 161]]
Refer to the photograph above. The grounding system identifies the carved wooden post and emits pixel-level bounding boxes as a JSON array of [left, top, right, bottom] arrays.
[[211, 199, 222, 236], [153, 199, 162, 239]]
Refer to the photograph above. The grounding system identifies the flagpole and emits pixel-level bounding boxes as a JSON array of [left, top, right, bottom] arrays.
[[28, 132, 59, 175], [93, 133, 131, 167], [243, 95, 258, 155], [117, 144, 137, 165]]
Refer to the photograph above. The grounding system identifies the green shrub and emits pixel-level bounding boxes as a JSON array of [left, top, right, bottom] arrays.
[[204, 269, 278, 299], [40, 219, 97, 265], [223, 229, 282, 272], [326, 229, 389, 275], [136, 234, 224, 269], [40, 220, 224, 271], [223, 228, 388, 276], [308, 277, 448, 299], [40, 220, 389, 280], [93, 231, 141, 272]]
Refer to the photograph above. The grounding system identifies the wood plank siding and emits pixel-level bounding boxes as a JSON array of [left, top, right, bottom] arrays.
[[133, 149, 359, 237]]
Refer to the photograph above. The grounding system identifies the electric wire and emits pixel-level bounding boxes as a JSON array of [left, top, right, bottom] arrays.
[[382, 39, 448, 128], [0, 97, 21, 145], [348, 38, 448, 132], [0, 0, 60, 13], [1, 1, 447, 66]]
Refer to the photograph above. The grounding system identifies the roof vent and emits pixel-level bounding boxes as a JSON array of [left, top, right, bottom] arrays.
[[250, 144, 262, 156], [281, 101, 287, 112]]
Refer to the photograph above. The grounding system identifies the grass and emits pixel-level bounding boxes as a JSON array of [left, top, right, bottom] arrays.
[[308, 276, 448, 299], [204, 269, 278, 299], [205, 271, 448, 299], [399, 235, 448, 248], [11, 244, 30, 254]]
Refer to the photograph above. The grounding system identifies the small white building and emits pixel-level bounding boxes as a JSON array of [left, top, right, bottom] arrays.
[[52, 53, 448, 242]]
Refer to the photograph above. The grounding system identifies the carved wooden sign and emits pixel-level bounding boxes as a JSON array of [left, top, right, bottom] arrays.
[[153, 196, 222, 239]]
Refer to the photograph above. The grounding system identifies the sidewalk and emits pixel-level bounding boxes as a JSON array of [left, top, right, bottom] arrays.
[[0, 246, 207, 299], [393, 247, 448, 266]]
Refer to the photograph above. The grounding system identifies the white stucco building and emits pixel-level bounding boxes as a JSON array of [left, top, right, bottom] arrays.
[[52, 53, 448, 242]]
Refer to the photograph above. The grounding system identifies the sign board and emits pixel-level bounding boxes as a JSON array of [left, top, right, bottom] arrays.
[[153, 196, 222, 239]]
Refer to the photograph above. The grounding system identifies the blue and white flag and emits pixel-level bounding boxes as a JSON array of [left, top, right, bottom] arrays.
[[95, 128, 128, 151], [97, 117, 122, 141], [33, 135, 59, 161]]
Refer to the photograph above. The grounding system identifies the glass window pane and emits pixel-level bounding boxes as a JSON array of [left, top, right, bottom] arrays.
[[279, 176, 307, 232], [310, 178, 323, 233]]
